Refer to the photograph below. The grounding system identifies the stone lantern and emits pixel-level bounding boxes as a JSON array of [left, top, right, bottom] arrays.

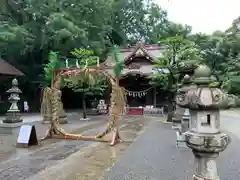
[[178, 74, 195, 133], [172, 91, 185, 130], [176, 65, 230, 180], [3, 78, 23, 123], [175, 74, 193, 147]]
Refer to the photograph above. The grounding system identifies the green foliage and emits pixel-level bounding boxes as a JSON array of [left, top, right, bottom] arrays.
[[110, 0, 169, 45], [150, 73, 168, 90], [209, 81, 220, 88], [190, 18, 240, 97], [65, 73, 107, 96], [151, 36, 202, 89], [3, 0, 240, 108], [110, 45, 124, 78], [64, 48, 106, 96], [70, 48, 99, 68], [43, 51, 58, 86]]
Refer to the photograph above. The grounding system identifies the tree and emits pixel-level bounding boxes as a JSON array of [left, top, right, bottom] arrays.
[[108, 0, 169, 45], [64, 49, 107, 119], [5, 0, 240, 110], [151, 36, 202, 121], [160, 22, 192, 41], [191, 17, 240, 97]]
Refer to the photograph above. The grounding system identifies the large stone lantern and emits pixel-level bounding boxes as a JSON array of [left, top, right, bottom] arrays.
[[178, 74, 195, 133], [175, 74, 193, 147], [172, 89, 185, 130], [4, 78, 23, 123], [176, 65, 230, 180]]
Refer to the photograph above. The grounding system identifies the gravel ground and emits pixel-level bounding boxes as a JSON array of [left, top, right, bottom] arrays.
[[102, 120, 240, 180]]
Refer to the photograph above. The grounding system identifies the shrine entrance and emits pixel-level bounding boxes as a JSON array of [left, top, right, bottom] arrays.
[[120, 73, 154, 107], [101, 42, 168, 109]]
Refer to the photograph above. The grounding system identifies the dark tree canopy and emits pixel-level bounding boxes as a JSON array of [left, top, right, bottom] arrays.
[[1, 0, 240, 111]]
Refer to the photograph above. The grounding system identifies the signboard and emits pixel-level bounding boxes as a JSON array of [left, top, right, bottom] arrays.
[[17, 125, 38, 148]]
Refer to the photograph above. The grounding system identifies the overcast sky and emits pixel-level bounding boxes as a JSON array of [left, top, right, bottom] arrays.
[[155, 0, 240, 34]]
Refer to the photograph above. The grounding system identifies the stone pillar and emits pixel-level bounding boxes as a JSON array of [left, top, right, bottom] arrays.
[[181, 108, 190, 133], [173, 84, 186, 147], [172, 106, 184, 129], [3, 78, 23, 123], [176, 65, 230, 180], [178, 74, 193, 132], [176, 108, 190, 148], [172, 85, 185, 130]]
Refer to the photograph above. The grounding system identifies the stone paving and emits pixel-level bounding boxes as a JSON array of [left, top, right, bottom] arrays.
[[0, 112, 106, 161], [0, 126, 103, 180], [0, 115, 151, 180], [221, 111, 240, 140], [28, 117, 152, 180], [102, 114, 240, 180], [1, 111, 240, 180]]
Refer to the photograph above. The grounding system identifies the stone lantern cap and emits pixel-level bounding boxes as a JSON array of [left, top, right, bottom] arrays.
[[176, 65, 228, 110], [178, 74, 195, 94], [6, 78, 22, 94], [183, 74, 191, 84]]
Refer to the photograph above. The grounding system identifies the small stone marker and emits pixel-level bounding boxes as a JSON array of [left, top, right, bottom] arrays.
[[16, 125, 38, 148], [176, 131, 187, 148]]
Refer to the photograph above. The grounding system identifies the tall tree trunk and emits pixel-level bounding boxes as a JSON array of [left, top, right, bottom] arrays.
[[82, 93, 87, 119], [167, 92, 175, 122], [167, 72, 176, 122]]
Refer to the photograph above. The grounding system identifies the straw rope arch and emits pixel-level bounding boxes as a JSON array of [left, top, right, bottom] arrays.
[[41, 67, 126, 146]]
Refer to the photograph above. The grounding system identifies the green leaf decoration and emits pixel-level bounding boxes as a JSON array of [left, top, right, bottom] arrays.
[[43, 51, 58, 86], [111, 45, 124, 78]]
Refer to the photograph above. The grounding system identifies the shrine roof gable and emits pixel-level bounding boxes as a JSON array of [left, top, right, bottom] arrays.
[[101, 42, 165, 67], [0, 59, 25, 76]]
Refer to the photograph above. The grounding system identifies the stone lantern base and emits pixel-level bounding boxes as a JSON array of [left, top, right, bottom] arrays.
[[192, 151, 220, 180], [172, 106, 185, 130], [185, 131, 230, 180], [172, 118, 181, 130], [3, 111, 22, 123]]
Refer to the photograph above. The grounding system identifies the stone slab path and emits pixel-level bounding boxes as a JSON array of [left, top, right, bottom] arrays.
[[27, 116, 152, 180], [0, 125, 106, 180], [1, 111, 240, 180], [0, 113, 106, 157], [0, 116, 151, 180], [102, 117, 240, 180]]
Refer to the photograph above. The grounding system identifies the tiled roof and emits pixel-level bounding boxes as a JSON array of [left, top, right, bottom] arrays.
[[101, 42, 165, 68], [0, 60, 25, 76]]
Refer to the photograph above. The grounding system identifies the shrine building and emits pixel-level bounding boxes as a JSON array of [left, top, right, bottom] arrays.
[[101, 42, 168, 108]]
